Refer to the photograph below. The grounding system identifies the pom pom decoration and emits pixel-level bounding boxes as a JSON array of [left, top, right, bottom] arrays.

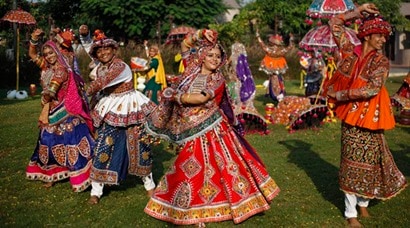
[[6, 90, 17, 99], [15, 90, 28, 99]]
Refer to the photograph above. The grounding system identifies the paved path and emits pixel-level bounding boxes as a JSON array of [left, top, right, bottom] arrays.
[[390, 65, 409, 77]]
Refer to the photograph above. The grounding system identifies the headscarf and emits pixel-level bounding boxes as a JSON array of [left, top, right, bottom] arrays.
[[236, 54, 256, 102], [55, 29, 75, 49], [174, 53, 185, 74], [42, 41, 71, 69], [357, 15, 392, 39], [54, 29, 83, 79], [181, 30, 227, 82], [147, 45, 167, 90], [42, 41, 93, 131]]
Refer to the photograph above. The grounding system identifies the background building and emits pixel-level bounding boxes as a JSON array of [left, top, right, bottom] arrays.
[[217, 0, 241, 23], [391, 3, 410, 67]]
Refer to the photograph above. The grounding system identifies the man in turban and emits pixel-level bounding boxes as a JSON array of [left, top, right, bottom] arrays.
[[326, 3, 407, 227]]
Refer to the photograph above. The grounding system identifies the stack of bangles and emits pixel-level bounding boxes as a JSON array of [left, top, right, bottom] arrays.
[[48, 81, 60, 95], [30, 36, 39, 47], [29, 35, 44, 66]]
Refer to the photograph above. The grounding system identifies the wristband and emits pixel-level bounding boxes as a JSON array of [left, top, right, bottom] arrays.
[[199, 29, 205, 39], [48, 81, 60, 94], [183, 39, 193, 48]]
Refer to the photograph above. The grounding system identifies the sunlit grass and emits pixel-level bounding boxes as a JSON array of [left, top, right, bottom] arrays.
[[0, 76, 408, 227]]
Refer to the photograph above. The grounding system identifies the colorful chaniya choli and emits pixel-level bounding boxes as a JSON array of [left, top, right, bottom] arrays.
[[258, 39, 292, 76], [26, 63, 95, 192], [391, 73, 410, 109], [227, 42, 268, 134], [144, 69, 280, 225], [258, 38, 293, 101]]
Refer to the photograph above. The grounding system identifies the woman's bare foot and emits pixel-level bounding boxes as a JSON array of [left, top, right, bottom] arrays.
[[147, 189, 154, 197], [88, 195, 100, 205], [347, 218, 362, 228], [197, 222, 206, 228], [43, 182, 54, 188], [359, 206, 370, 218]]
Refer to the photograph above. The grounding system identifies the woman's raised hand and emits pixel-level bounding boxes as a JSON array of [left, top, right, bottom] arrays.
[[359, 3, 380, 15], [31, 28, 44, 40], [203, 30, 215, 43]]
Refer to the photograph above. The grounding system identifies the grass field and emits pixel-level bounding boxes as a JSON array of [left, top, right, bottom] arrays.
[[0, 76, 409, 227]]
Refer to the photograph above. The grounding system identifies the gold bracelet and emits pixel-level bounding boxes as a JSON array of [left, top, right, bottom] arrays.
[[183, 39, 193, 48], [194, 30, 202, 42], [48, 81, 60, 94], [184, 93, 190, 104]]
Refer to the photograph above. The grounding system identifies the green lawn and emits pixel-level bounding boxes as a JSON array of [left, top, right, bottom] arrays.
[[0, 76, 409, 227]]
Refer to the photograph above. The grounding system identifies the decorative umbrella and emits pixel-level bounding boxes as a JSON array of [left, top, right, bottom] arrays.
[[165, 26, 196, 45], [299, 25, 360, 53], [287, 104, 329, 132], [1, 8, 36, 91], [306, 0, 356, 19]]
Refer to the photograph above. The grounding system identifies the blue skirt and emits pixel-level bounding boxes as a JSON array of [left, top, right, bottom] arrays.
[[26, 115, 95, 192], [90, 123, 152, 185]]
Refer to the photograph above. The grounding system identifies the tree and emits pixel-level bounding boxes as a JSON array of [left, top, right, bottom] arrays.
[[209, 6, 259, 46], [79, 0, 226, 41], [241, 0, 409, 38], [210, 0, 310, 47], [356, 0, 410, 31], [251, 0, 309, 36], [165, 0, 226, 28], [27, 0, 86, 34], [41, 0, 81, 28]]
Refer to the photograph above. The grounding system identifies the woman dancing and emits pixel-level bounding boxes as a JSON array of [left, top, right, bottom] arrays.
[[144, 29, 280, 226]]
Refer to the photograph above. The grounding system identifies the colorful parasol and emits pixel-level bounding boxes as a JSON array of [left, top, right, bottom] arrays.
[[287, 104, 329, 132], [299, 25, 360, 53], [306, 0, 356, 19], [165, 26, 196, 45], [1, 8, 36, 91]]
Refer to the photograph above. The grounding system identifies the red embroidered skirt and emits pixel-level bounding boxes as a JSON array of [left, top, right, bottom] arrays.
[[144, 119, 279, 225]]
